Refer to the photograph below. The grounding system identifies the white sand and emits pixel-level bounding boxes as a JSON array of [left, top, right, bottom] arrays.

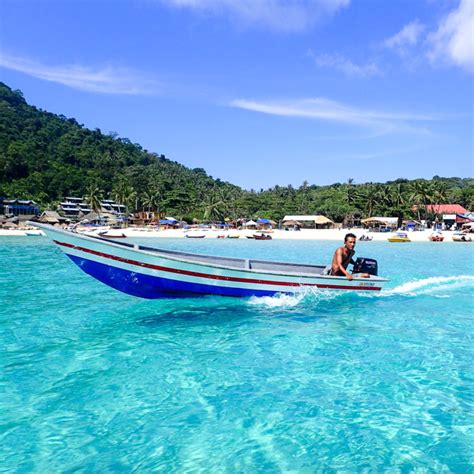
[[1, 226, 469, 243], [118, 227, 466, 242]]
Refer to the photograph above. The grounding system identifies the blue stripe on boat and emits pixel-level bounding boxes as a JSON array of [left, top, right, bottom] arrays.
[[67, 254, 284, 299]]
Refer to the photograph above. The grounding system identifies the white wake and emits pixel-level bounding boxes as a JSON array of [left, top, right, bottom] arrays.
[[385, 275, 474, 297], [247, 287, 340, 309], [248, 275, 474, 307]]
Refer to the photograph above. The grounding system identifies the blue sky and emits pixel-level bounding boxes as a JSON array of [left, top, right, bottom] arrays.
[[0, 0, 473, 189]]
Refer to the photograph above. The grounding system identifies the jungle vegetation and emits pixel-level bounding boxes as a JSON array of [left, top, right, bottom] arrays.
[[1, 82, 472, 222]]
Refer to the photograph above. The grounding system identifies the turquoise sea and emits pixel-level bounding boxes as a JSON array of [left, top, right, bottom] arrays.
[[1, 236, 473, 472]]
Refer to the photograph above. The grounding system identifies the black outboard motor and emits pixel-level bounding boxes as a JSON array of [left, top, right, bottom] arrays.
[[353, 258, 378, 276]]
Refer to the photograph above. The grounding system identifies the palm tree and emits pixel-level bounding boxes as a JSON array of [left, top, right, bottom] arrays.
[[141, 190, 159, 214], [360, 185, 378, 217], [85, 183, 104, 221], [409, 180, 434, 220], [202, 189, 225, 221]]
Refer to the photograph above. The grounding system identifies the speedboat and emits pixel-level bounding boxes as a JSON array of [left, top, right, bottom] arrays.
[[428, 232, 444, 242], [452, 231, 472, 242], [388, 232, 411, 243], [30, 223, 389, 298]]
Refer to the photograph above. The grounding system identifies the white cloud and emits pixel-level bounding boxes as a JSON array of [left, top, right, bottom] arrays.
[[428, 0, 474, 72], [230, 97, 438, 134], [0, 53, 160, 95], [384, 19, 425, 52], [159, 0, 350, 32], [307, 50, 381, 77]]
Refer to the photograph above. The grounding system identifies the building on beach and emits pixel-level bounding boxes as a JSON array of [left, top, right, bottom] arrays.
[[38, 211, 69, 226], [425, 204, 469, 230], [361, 217, 399, 231], [0, 198, 40, 222], [58, 197, 127, 223], [282, 215, 334, 229]]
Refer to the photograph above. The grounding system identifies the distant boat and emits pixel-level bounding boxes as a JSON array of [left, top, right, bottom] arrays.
[[98, 231, 126, 239], [185, 234, 206, 239], [388, 232, 411, 243], [25, 229, 45, 236], [428, 233, 444, 242], [31, 223, 389, 298], [452, 232, 472, 242], [253, 234, 272, 240]]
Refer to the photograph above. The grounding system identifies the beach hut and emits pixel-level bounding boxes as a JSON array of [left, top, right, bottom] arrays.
[[256, 218, 276, 229], [361, 217, 398, 231], [159, 218, 178, 229], [39, 210, 65, 225], [282, 215, 334, 229], [244, 220, 258, 229]]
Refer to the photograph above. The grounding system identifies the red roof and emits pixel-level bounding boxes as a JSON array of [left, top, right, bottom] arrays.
[[425, 204, 467, 214]]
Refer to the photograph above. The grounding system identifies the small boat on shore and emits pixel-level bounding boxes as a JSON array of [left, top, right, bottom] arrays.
[[253, 234, 272, 240], [98, 231, 127, 239], [30, 223, 388, 298], [428, 232, 444, 242], [452, 232, 472, 242], [388, 232, 411, 243], [185, 234, 206, 239]]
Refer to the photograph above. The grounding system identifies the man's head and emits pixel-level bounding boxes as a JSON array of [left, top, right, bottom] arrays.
[[344, 233, 357, 249]]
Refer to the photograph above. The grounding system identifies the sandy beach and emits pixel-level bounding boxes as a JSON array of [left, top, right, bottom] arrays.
[[113, 227, 467, 242], [0, 227, 470, 243]]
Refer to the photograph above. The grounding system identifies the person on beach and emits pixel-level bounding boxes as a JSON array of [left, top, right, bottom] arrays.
[[330, 233, 368, 279]]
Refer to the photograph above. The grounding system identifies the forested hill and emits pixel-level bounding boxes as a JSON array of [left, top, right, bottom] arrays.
[[0, 82, 472, 222], [0, 82, 240, 219]]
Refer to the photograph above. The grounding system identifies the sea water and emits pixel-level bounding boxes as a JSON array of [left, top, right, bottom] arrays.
[[0, 237, 473, 472]]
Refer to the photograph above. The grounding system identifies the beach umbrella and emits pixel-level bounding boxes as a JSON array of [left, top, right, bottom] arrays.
[[257, 218, 270, 224], [244, 220, 257, 226]]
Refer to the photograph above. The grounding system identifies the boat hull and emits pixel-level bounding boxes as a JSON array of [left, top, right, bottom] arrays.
[[33, 224, 388, 299]]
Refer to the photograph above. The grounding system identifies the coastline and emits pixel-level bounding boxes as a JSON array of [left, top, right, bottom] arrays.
[[0, 227, 470, 243], [114, 228, 465, 242]]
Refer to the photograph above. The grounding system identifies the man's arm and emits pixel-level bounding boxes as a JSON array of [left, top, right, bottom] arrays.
[[335, 248, 353, 280]]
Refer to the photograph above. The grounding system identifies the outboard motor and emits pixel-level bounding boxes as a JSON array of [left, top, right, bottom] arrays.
[[353, 257, 378, 276]]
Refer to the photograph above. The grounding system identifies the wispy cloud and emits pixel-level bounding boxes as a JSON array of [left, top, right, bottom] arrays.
[[230, 97, 439, 134], [428, 0, 474, 72], [0, 53, 160, 95], [159, 0, 350, 32], [383, 19, 425, 53], [307, 49, 381, 77]]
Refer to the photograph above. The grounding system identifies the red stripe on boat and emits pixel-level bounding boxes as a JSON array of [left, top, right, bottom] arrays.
[[54, 240, 381, 291]]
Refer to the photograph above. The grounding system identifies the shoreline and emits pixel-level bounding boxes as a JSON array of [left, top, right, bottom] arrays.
[[0, 227, 471, 243], [107, 228, 467, 242]]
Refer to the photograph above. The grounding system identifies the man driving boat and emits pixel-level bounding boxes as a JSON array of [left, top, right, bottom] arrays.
[[331, 233, 369, 280]]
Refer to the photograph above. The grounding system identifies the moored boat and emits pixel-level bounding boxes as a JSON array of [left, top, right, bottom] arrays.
[[98, 231, 127, 239], [253, 233, 272, 240], [452, 231, 472, 242], [388, 232, 411, 243], [428, 232, 444, 242], [31, 223, 389, 299]]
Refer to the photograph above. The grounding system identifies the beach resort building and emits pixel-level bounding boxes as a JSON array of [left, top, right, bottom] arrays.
[[425, 204, 468, 229], [282, 215, 334, 229], [0, 198, 40, 222], [58, 197, 127, 223]]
